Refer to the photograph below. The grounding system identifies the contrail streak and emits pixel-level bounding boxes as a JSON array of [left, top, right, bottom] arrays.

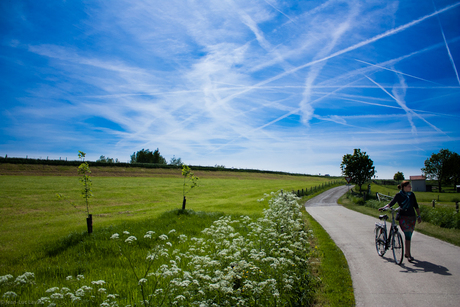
[[263, 0, 296, 24], [432, 0, 460, 85], [365, 76, 445, 134], [355, 59, 439, 84], [219, 1, 460, 107]]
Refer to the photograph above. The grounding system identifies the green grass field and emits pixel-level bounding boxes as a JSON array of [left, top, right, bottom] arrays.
[[0, 164, 351, 306], [0, 168, 338, 267]]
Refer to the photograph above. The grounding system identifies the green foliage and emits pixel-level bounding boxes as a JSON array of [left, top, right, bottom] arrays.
[[419, 206, 460, 229], [182, 165, 199, 197], [96, 155, 119, 163], [78, 151, 92, 216], [340, 149, 375, 191], [393, 171, 404, 181], [422, 148, 460, 192], [169, 155, 183, 166], [130, 148, 167, 164]]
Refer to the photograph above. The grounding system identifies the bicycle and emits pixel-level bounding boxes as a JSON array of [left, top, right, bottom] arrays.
[[374, 207, 404, 265]]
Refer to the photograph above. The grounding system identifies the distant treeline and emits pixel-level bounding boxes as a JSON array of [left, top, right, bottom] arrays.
[[0, 156, 337, 178]]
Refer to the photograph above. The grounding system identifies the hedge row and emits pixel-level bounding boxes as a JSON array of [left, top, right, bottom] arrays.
[[0, 157, 328, 178]]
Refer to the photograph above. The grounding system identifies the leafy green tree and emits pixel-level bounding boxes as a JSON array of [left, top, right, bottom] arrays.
[[340, 149, 376, 191], [181, 165, 199, 210], [394, 171, 405, 181], [97, 155, 117, 163], [130, 148, 167, 164], [422, 149, 458, 192], [169, 155, 183, 166], [448, 152, 460, 187]]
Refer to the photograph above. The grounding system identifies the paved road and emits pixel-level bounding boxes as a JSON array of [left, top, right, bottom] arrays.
[[305, 186, 460, 307]]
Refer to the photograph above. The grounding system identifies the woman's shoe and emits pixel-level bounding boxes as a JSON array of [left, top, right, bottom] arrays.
[[405, 255, 415, 262]]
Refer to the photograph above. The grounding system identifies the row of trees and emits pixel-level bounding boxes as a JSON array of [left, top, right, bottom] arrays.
[[129, 148, 183, 166], [96, 149, 183, 166], [340, 148, 459, 192]]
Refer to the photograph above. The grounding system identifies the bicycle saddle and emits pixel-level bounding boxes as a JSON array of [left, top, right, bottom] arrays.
[[379, 215, 389, 220]]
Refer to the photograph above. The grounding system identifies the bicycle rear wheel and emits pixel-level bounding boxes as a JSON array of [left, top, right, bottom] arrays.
[[392, 231, 404, 265], [375, 226, 386, 256]]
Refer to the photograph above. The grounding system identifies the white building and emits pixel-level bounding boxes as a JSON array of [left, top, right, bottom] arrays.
[[410, 175, 426, 192]]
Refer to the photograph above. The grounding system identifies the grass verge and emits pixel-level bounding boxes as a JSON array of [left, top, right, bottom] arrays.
[[303, 210, 354, 307]]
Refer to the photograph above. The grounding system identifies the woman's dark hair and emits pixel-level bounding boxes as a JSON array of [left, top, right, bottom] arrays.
[[398, 180, 411, 190]]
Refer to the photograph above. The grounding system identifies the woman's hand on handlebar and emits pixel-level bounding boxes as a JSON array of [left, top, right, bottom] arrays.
[[379, 204, 389, 211]]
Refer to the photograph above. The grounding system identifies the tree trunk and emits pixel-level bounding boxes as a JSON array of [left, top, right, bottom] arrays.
[[86, 214, 93, 234]]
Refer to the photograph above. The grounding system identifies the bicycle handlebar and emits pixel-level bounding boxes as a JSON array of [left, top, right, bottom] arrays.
[[379, 207, 401, 212]]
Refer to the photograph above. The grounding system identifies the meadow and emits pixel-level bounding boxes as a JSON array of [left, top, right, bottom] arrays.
[[0, 164, 344, 306]]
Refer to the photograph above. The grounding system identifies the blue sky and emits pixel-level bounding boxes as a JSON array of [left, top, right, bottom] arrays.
[[1, 0, 459, 179]]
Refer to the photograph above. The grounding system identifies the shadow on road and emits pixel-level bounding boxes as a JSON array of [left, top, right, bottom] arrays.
[[377, 256, 451, 276], [400, 260, 452, 275]]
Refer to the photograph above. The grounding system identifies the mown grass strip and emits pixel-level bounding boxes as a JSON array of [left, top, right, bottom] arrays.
[[303, 210, 354, 307]]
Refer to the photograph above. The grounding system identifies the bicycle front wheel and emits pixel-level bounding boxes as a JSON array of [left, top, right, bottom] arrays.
[[392, 231, 404, 265], [375, 226, 386, 257]]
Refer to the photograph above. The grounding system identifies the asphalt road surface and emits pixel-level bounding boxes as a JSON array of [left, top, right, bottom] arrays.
[[304, 185, 460, 307]]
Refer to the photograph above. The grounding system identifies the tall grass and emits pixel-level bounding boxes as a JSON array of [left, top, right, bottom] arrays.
[[1, 192, 316, 306]]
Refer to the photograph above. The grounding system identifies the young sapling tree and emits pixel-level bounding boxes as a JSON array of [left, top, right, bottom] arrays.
[[57, 151, 94, 233], [181, 165, 199, 210]]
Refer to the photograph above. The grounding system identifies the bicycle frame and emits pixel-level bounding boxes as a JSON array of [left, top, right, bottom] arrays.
[[377, 209, 399, 247], [375, 207, 404, 264]]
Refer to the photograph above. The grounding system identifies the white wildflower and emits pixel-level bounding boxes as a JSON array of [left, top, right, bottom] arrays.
[[50, 293, 64, 299], [91, 280, 106, 286], [159, 234, 168, 241], [2, 291, 18, 299], [110, 233, 119, 240], [123, 231, 130, 235], [46, 287, 60, 293], [0, 274, 13, 285], [37, 297, 51, 304], [15, 272, 35, 285], [168, 229, 176, 234], [125, 236, 137, 243], [175, 295, 186, 301], [77, 274, 85, 280], [138, 278, 147, 285]]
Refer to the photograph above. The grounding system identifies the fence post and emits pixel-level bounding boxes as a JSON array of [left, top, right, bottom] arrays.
[[432, 200, 435, 208], [456, 201, 459, 213]]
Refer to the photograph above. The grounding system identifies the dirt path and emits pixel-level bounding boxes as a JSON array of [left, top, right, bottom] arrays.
[[305, 186, 460, 307]]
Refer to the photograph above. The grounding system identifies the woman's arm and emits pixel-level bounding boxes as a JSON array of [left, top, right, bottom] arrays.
[[379, 194, 400, 211]]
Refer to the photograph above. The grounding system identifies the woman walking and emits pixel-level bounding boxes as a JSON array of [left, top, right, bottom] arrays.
[[379, 181, 422, 262]]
